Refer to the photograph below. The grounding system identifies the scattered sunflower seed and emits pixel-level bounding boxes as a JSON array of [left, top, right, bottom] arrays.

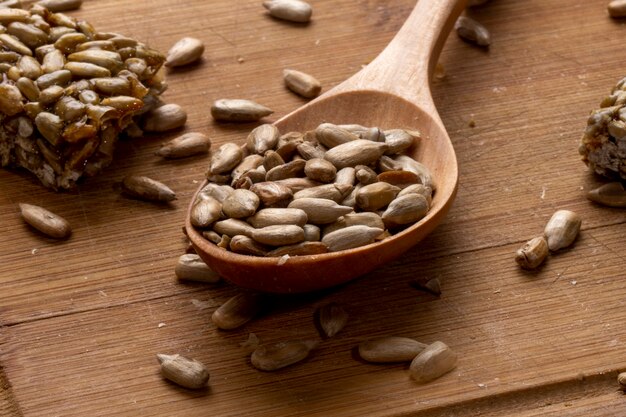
[[165, 37, 204, 67], [358, 337, 427, 363], [263, 0, 313, 23], [587, 182, 626, 207], [36, 0, 82, 12], [120, 175, 176, 202], [316, 302, 348, 338], [515, 236, 549, 270], [283, 68, 321, 98], [409, 341, 457, 383], [212, 292, 265, 330], [211, 99, 273, 122], [156, 132, 211, 159], [143, 103, 187, 132], [175, 253, 221, 283], [19, 202, 71, 239], [156, 353, 209, 389], [454, 15, 491, 47], [543, 210, 581, 251], [251, 340, 318, 371]]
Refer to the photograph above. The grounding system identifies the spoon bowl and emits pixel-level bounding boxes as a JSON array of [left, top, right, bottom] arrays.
[[187, 0, 465, 293]]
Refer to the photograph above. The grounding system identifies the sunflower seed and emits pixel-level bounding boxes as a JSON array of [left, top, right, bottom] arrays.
[[355, 165, 378, 185], [41, 49, 65, 73], [212, 292, 265, 330], [316, 302, 348, 338], [274, 177, 321, 192], [266, 241, 327, 257], [515, 236, 549, 270], [156, 354, 209, 389], [0, 32, 31, 55], [304, 157, 336, 183], [0, 82, 23, 115], [35, 111, 63, 145], [156, 132, 211, 159], [36, 0, 83, 12], [288, 197, 353, 224], [175, 253, 221, 283], [380, 155, 434, 189], [293, 183, 353, 202], [263, 150, 285, 171], [222, 189, 260, 218], [397, 184, 432, 206], [382, 194, 429, 227], [358, 337, 427, 363], [229, 235, 269, 256], [283, 68, 321, 98], [321, 225, 383, 252], [165, 37, 204, 67], [587, 182, 626, 207], [121, 175, 176, 202], [211, 98, 273, 122], [143, 103, 187, 132], [296, 141, 326, 160], [213, 218, 255, 238], [250, 181, 293, 206], [251, 340, 318, 371], [324, 139, 388, 169], [7, 22, 48, 49], [16, 55, 42, 79], [67, 49, 123, 71], [246, 123, 280, 154], [0, 8, 28, 24], [208, 142, 244, 175], [251, 224, 305, 246], [190, 196, 221, 228], [356, 182, 401, 211], [54, 32, 88, 54], [263, 0, 312, 23], [247, 207, 308, 228], [64, 61, 111, 78], [335, 166, 356, 185], [19, 203, 71, 239], [232, 154, 265, 183], [409, 341, 457, 383], [378, 170, 420, 189], [455, 15, 490, 47], [265, 159, 306, 181], [543, 210, 581, 251], [315, 123, 359, 149]]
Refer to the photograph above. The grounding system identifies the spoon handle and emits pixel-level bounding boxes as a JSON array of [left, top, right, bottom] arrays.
[[343, 0, 466, 113]]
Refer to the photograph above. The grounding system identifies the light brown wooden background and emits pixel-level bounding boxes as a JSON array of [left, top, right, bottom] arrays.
[[1, 0, 626, 415]]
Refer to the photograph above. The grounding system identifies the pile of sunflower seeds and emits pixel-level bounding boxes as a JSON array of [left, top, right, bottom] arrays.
[[190, 122, 434, 256], [0, 5, 168, 189]]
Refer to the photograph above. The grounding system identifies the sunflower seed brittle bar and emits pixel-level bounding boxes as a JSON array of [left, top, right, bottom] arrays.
[[0, 5, 166, 189]]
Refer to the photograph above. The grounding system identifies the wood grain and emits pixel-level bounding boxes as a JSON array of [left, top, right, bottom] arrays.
[[1, 0, 626, 415]]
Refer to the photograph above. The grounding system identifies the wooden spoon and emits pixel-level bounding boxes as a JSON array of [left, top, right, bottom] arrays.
[[187, 0, 465, 293]]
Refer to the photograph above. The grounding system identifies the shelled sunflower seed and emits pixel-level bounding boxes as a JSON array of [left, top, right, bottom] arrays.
[[165, 37, 204, 67], [454, 15, 491, 47], [156, 353, 210, 389], [579, 77, 626, 180], [19, 202, 71, 238], [263, 0, 312, 23], [190, 122, 432, 256], [0, 5, 167, 189]]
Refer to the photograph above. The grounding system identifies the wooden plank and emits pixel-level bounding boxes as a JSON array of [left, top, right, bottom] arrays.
[[2, 222, 626, 416], [1, 0, 626, 415]]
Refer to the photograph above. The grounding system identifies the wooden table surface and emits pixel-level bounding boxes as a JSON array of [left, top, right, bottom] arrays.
[[2, 0, 626, 415]]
